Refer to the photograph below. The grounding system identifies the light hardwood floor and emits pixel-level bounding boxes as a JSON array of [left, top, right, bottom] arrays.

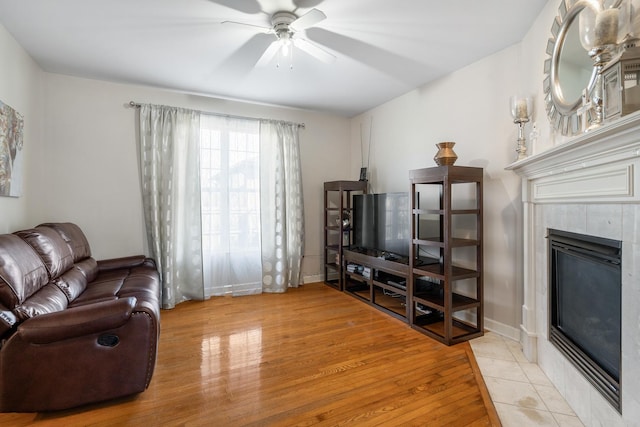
[[0, 283, 500, 426]]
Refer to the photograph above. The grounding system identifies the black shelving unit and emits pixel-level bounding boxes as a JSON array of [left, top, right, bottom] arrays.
[[323, 181, 367, 290], [408, 166, 484, 345]]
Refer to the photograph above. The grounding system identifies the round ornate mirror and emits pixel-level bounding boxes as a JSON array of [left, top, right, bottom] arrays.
[[543, 0, 598, 135]]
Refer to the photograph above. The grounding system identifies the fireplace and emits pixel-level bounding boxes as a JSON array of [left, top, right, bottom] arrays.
[[548, 229, 622, 412], [506, 113, 640, 424]]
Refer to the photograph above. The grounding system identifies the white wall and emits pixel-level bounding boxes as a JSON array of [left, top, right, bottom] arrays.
[[34, 74, 351, 281], [0, 24, 43, 233]]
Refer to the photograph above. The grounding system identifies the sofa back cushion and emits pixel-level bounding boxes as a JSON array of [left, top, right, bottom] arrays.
[[38, 223, 91, 262], [54, 267, 88, 302], [74, 258, 98, 283], [15, 227, 74, 280], [0, 234, 50, 309]]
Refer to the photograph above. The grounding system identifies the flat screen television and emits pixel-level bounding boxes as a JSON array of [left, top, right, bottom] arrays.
[[352, 192, 412, 258]]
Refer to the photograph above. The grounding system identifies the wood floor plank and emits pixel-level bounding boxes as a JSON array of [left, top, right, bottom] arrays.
[[0, 283, 500, 426]]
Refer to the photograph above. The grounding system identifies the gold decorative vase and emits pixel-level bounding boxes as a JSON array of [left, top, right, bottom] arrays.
[[434, 142, 457, 166]]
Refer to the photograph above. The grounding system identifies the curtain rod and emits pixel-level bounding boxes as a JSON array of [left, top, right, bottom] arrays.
[[128, 101, 305, 129]]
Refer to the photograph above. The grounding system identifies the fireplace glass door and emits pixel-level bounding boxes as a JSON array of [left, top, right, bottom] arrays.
[[548, 228, 622, 412]]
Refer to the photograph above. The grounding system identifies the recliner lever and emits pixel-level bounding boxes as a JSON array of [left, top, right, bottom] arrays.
[[97, 334, 119, 347]]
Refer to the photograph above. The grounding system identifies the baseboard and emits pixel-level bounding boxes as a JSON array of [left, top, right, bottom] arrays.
[[484, 318, 521, 342], [303, 274, 324, 284]]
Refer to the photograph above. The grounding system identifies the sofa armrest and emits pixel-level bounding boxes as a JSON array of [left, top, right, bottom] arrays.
[[97, 255, 155, 271], [17, 297, 137, 344]]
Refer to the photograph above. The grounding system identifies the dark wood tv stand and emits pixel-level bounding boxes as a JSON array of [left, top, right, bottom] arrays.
[[342, 248, 410, 320], [342, 248, 438, 321]]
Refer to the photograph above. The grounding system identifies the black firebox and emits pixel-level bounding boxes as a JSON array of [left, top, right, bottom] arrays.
[[548, 228, 622, 412]]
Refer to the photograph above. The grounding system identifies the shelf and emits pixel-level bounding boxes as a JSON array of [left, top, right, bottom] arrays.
[[325, 207, 355, 212], [324, 181, 368, 191], [412, 237, 479, 248], [345, 285, 370, 302], [412, 316, 483, 344], [324, 278, 340, 289], [413, 292, 480, 313], [325, 262, 340, 271], [344, 271, 369, 284], [372, 286, 407, 319], [409, 165, 484, 184], [372, 279, 407, 296], [413, 208, 480, 215], [412, 264, 479, 281]]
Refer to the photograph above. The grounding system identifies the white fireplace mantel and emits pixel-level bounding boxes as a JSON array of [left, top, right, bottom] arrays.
[[507, 110, 640, 196], [506, 111, 640, 362], [504, 112, 640, 424]]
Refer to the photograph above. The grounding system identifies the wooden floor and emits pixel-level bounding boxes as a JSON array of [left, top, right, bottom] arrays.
[[0, 283, 500, 426]]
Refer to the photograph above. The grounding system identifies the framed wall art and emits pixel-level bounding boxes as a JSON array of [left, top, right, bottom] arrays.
[[0, 100, 24, 197]]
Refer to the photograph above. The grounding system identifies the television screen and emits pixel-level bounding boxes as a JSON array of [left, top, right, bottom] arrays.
[[353, 192, 412, 257]]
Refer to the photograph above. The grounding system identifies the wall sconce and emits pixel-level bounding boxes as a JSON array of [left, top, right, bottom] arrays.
[[510, 95, 533, 161]]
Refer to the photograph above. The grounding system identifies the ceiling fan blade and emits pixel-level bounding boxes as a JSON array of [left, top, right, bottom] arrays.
[[293, 37, 335, 63], [293, 0, 324, 9], [221, 20, 272, 34], [255, 41, 281, 67], [305, 27, 425, 80], [207, 0, 262, 14], [290, 8, 326, 31]]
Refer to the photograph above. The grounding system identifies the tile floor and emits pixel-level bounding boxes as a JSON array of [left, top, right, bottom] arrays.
[[469, 332, 584, 427]]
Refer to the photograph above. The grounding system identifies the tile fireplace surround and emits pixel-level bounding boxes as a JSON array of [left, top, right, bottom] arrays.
[[507, 112, 640, 426]]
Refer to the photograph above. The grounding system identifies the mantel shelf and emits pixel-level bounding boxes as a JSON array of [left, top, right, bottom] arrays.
[[506, 110, 640, 180]]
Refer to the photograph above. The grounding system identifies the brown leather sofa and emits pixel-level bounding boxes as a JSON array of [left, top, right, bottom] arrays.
[[0, 222, 160, 412]]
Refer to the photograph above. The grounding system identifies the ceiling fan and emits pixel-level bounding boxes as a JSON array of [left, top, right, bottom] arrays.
[[223, 8, 336, 68]]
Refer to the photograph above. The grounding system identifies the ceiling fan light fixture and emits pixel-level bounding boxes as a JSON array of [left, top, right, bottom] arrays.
[[232, 8, 334, 69], [279, 32, 292, 57]]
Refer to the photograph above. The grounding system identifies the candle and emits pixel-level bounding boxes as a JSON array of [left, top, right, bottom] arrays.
[[515, 98, 528, 120], [595, 8, 619, 45]]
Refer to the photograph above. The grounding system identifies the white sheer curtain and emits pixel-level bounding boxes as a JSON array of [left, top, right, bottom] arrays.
[[138, 104, 204, 309], [259, 120, 305, 293], [200, 116, 262, 296]]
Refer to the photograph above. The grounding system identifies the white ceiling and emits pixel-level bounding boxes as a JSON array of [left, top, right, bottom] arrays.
[[0, 0, 547, 117]]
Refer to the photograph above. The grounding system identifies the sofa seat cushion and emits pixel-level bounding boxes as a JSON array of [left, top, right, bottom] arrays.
[[69, 265, 159, 310], [68, 273, 126, 305]]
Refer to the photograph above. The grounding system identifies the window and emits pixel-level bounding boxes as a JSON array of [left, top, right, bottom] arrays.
[[200, 116, 262, 296]]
